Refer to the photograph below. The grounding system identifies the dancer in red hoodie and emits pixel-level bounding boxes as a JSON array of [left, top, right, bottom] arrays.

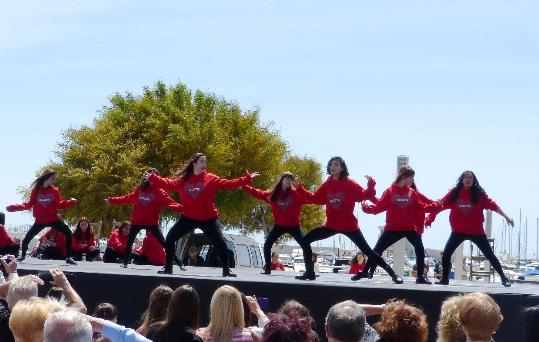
[[106, 168, 183, 268], [242, 172, 311, 275], [296, 156, 402, 283], [6, 170, 77, 265], [359, 166, 433, 284], [426, 170, 514, 287], [0, 212, 20, 256], [103, 221, 130, 263], [147, 153, 259, 276], [131, 231, 166, 266], [71, 217, 100, 262]]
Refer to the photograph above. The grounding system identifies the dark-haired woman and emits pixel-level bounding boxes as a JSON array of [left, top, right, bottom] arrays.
[[296, 156, 402, 283], [72, 217, 100, 261], [146, 285, 202, 342], [6, 170, 77, 264], [106, 168, 183, 268], [358, 166, 433, 284], [147, 153, 259, 276], [426, 170, 514, 287], [242, 172, 311, 275], [103, 221, 130, 263]]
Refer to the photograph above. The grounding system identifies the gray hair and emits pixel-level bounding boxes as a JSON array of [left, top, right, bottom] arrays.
[[326, 300, 366, 342], [6, 275, 39, 309], [44, 310, 92, 342]]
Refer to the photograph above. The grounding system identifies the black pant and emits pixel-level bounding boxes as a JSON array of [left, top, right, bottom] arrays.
[[165, 216, 230, 272], [21, 221, 72, 258], [441, 232, 506, 280], [130, 252, 150, 265], [264, 225, 308, 271], [72, 249, 100, 262], [302, 227, 396, 277], [0, 244, 20, 257], [103, 247, 123, 263], [123, 225, 166, 265], [365, 230, 426, 277], [40, 246, 65, 260]]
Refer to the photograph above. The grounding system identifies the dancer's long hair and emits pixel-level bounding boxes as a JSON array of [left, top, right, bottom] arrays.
[[394, 165, 415, 185], [33, 170, 56, 189], [326, 156, 349, 179], [139, 168, 160, 191], [270, 172, 294, 202], [74, 217, 93, 241], [450, 171, 486, 204], [173, 153, 205, 184]]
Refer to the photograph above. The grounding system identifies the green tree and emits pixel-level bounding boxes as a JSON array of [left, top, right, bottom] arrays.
[[29, 82, 324, 237]]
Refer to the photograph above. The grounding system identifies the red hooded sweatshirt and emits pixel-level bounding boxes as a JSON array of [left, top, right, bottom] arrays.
[[427, 188, 499, 236], [243, 185, 311, 227], [107, 186, 183, 226], [40, 228, 67, 257], [72, 231, 96, 253], [6, 186, 76, 224], [136, 231, 165, 266], [148, 171, 252, 221], [363, 184, 433, 232], [414, 191, 435, 235], [107, 229, 128, 255], [0, 225, 15, 248], [297, 176, 376, 232]]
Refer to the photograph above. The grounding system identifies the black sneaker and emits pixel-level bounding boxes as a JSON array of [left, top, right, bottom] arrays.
[[158, 267, 172, 275], [179, 266, 187, 271], [502, 277, 512, 287], [17, 255, 25, 262], [351, 271, 368, 281], [416, 275, 432, 285], [391, 275, 404, 284], [367, 271, 374, 279], [65, 257, 77, 265], [436, 278, 449, 285], [261, 269, 271, 275], [223, 269, 237, 277], [120, 263, 128, 268], [295, 273, 316, 280]]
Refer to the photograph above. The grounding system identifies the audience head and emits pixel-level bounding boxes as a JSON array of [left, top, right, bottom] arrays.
[[207, 285, 245, 341], [436, 295, 466, 342], [166, 284, 200, 329], [458, 293, 502, 342], [46, 287, 65, 302], [188, 246, 198, 259], [138, 285, 173, 335], [93, 302, 118, 323], [9, 297, 64, 342], [374, 299, 428, 342], [521, 305, 539, 342], [325, 300, 365, 342], [277, 299, 315, 328], [44, 310, 92, 342], [261, 313, 314, 342], [7, 275, 39, 309]]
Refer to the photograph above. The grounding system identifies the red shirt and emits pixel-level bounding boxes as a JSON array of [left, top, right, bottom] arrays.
[[429, 188, 499, 235], [136, 231, 165, 266], [108, 186, 183, 226], [349, 261, 366, 274], [6, 186, 76, 224], [414, 191, 435, 235], [270, 260, 285, 271], [0, 225, 15, 248], [243, 185, 310, 227], [40, 228, 67, 257], [298, 176, 376, 232], [107, 229, 128, 255], [149, 171, 252, 221], [72, 231, 96, 253], [363, 184, 433, 232]]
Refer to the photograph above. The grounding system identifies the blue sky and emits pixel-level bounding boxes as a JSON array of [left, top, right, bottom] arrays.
[[1, 1, 538, 257]]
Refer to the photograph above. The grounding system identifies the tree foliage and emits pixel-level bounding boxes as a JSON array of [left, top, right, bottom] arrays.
[[31, 82, 324, 236]]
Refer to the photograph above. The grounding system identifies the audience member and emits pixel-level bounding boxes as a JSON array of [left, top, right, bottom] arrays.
[[374, 299, 428, 342], [277, 299, 319, 340], [458, 293, 502, 342], [44, 309, 93, 342], [183, 246, 205, 267], [325, 300, 366, 342], [261, 312, 314, 342], [136, 285, 173, 336], [436, 295, 466, 342], [94, 302, 118, 323], [521, 305, 539, 342], [9, 297, 64, 342]]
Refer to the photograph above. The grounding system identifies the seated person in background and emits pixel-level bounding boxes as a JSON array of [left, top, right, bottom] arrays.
[[434, 252, 452, 280], [0, 212, 20, 257], [270, 251, 285, 271], [349, 252, 367, 274], [183, 246, 205, 267], [103, 221, 130, 263], [312, 252, 320, 275], [412, 261, 429, 278], [35, 228, 67, 260], [71, 217, 100, 262], [131, 231, 165, 266]]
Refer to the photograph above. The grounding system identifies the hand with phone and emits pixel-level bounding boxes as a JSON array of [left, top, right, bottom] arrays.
[[245, 295, 268, 318]]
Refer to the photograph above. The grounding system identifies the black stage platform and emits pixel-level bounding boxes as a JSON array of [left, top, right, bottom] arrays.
[[18, 260, 539, 342]]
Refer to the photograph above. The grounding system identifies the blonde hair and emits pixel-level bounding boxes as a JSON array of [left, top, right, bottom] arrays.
[[458, 293, 503, 341], [436, 295, 466, 342], [9, 297, 65, 342], [206, 285, 245, 341], [6, 275, 39, 308]]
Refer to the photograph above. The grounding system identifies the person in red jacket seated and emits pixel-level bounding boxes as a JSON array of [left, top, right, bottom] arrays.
[[426, 170, 514, 287], [35, 227, 67, 260], [0, 212, 20, 257], [103, 221, 130, 263], [130, 231, 165, 266], [270, 252, 285, 271], [348, 252, 367, 274], [6, 170, 77, 265], [71, 217, 100, 262]]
